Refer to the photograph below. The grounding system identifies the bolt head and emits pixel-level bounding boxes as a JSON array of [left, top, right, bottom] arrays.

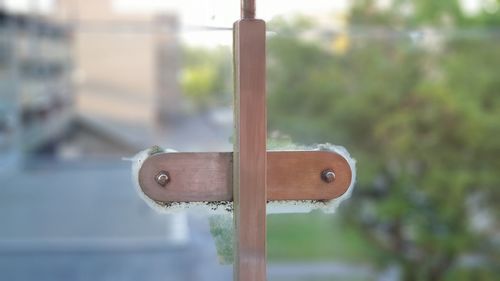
[[321, 169, 336, 183], [155, 171, 170, 187]]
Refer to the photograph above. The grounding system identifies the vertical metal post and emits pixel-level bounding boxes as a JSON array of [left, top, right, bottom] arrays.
[[241, 0, 256, 19], [233, 0, 267, 280]]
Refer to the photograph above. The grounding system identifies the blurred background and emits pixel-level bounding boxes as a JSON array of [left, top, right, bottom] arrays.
[[0, 0, 499, 280]]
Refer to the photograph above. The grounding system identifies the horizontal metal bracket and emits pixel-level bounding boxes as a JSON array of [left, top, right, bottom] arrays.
[[138, 151, 352, 202]]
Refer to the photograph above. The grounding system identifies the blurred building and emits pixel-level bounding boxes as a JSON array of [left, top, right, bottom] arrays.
[[0, 11, 18, 174], [65, 0, 184, 152], [1, 0, 192, 158], [0, 9, 73, 162], [0, 5, 204, 281]]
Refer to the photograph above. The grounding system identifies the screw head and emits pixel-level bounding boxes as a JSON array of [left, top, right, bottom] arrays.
[[155, 171, 170, 187], [321, 169, 336, 183]]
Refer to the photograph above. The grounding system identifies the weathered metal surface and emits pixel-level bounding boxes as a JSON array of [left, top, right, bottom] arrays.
[[139, 152, 232, 202], [267, 151, 351, 201], [138, 150, 352, 202], [233, 18, 267, 281]]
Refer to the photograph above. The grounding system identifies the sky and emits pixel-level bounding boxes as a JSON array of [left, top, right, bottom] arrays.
[[2, 0, 348, 46], [3, 0, 493, 20], [3, 0, 349, 23], [113, 0, 350, 47], [111, 0, 497, 46], [114, 0, 349, 25], [2, 0, 495, 46]]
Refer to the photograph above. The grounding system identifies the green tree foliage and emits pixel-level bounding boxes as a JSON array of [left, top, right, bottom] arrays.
[[267, 1, 500, 280], [181, 46, 232, 111]]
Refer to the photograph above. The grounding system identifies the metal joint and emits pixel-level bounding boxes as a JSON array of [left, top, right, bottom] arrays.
[[321, 169, 336, 183], [155, 171, 170, 187]]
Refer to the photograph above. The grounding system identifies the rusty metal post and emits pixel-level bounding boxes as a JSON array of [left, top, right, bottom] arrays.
[[233, 0, 267, 279], [241, 0, 256, 19]]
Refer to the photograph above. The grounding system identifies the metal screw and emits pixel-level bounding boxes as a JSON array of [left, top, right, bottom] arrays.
[[321, 169, 336, 183], [155, 171, 170, 187]]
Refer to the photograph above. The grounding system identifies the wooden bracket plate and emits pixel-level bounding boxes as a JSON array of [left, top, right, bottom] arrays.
[[138, 150, 352, 202]]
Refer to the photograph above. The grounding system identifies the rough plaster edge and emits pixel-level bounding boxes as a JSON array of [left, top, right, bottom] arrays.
[[127, 144, 355, 214]]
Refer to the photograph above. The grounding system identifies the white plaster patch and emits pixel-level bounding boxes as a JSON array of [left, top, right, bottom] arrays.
[[128, 144, 356, 214]]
